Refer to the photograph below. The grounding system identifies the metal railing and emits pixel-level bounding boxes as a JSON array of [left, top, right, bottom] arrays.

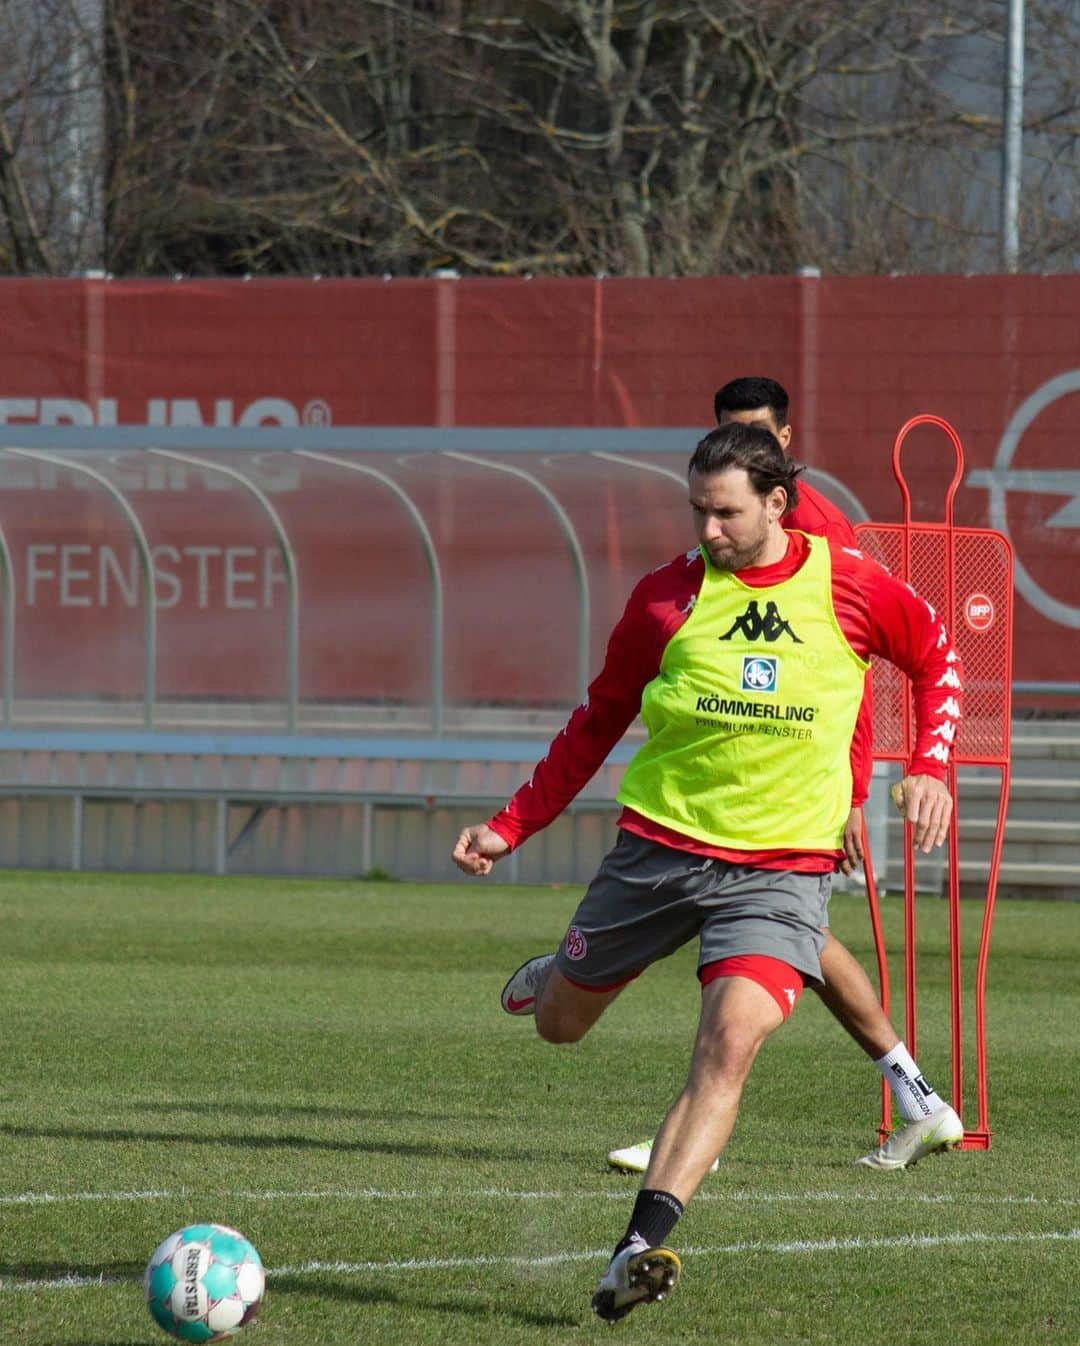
[[0, 426, 1072, 735]]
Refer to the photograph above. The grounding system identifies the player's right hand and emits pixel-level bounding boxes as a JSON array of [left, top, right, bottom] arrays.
[[452, 823, 510, 876]]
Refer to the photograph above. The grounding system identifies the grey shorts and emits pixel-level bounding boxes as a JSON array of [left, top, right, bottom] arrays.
[[553, 830, 831, 989]]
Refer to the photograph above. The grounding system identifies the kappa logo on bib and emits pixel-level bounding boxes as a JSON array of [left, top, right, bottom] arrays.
[[741, 655, 778, 693], [719, 599, 803, 644]]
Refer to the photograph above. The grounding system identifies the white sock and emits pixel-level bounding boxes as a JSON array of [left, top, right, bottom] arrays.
[[874, 1043, 945, 1122]]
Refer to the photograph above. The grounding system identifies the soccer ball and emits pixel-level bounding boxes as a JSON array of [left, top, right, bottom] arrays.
[[144, 1223, 265, 1342]]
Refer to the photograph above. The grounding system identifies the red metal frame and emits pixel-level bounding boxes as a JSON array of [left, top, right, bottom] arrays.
[[856, 415, 1014, 1150]]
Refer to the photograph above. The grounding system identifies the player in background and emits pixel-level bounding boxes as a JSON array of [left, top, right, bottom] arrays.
[[454, 421, 963, 1321], [606, 376, 960, 1175]]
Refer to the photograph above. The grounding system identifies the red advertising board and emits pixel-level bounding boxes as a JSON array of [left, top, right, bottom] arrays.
[[0, 276, 1075, 713]]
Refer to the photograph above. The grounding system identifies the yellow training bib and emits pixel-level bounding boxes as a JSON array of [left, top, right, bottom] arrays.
[[617, 534, 868, 851]]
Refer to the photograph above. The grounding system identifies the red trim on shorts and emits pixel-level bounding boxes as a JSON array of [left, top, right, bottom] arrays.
[[699, 954, 805, 1020], [563, 969, 643, 994]]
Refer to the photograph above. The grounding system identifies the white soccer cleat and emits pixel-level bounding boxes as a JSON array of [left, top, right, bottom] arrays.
[[607, 1139, 719, 1175], [856, 1104, 964, 1170], [500, 953, 555, 1015], [591, 1239, 681, 1323]]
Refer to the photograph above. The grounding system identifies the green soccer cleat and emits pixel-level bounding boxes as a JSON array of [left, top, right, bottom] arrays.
[[856, 1104, 964, 1170]]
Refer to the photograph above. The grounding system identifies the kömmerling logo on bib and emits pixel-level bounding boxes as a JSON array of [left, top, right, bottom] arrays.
[[741, 656, 778, 694]]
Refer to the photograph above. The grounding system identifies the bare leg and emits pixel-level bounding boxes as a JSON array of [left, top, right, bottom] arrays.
[[642, 976, 784, 1205], [815, 930, 900, 1059], [534, 964, 626, 1044]]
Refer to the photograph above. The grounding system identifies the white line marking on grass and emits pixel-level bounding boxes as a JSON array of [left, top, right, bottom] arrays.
[[0, 1274, 125, 1293], [0, 1188, 174, 1207], [268, 1227, 1080, 1276], [2, 1186, 1076, 1209], [2, 1229, 1075, 1293]]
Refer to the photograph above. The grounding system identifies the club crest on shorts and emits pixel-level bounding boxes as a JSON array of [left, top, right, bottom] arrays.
[[563, 926, 587, 961], [741, 655, 778, 693]]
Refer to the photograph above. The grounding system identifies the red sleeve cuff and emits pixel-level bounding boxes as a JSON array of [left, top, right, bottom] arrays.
[[907, 757, 949, 782], [487, 815, 520, 852]]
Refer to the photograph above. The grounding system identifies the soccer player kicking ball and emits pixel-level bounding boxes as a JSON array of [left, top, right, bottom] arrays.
[[602, 377, 963, 1176], [453, 421, 962, 1321]]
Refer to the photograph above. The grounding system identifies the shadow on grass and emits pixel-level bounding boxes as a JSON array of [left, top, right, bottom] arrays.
[[123, 1100, 498, 1124], [0, 1122, 575, 1164], [0, 1262, 163, 1344], [0, 1262, 579, 1332], [272, 1271, 580, 1329], [0, 1259, 141, 1281]]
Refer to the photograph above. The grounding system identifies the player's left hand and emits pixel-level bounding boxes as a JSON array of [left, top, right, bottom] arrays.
[[838, 806, 864, 876], [890, 775, 953, 854]]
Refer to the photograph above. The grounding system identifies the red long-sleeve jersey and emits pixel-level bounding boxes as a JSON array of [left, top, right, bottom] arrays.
[[785, 479, 857, 548], [488, 529, 962, 874]]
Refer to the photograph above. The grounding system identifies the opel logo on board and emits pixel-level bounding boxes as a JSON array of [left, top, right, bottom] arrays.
[[967, 370, 1080, 629]]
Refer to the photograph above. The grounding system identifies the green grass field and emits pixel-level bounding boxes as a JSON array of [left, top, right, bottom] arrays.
[[0, 869, 1075, 1345]]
